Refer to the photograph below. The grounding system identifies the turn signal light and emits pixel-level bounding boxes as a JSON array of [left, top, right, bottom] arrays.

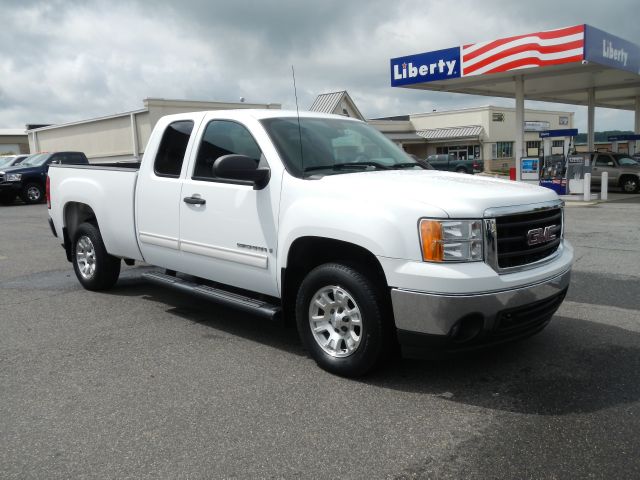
[[46, 175, 51, 209], [420, 220, 444, 261]]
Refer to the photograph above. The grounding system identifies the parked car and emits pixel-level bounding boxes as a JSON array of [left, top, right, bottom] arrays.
[[425, 153, 483, 174], [47, 110, 572, 377], [0, 151, 88, 205], [586, 152, 639, 193], [0, 154, 30, 169]]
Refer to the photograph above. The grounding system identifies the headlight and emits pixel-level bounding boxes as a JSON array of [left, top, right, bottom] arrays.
[[419, 219, 483, 262], [6, 173, 22, 182]]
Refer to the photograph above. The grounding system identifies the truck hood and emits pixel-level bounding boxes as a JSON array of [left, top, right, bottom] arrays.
[[0, 164, 42, 176], [316, 170, 559, 217]]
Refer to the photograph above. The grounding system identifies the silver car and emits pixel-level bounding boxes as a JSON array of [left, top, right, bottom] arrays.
[[590, 152, 640, 193]]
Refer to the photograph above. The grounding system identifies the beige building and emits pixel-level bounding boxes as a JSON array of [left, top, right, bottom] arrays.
[[369, 106, 575, 172], [0, 129, 29, 155], [27, 98, 281, 162], [309, 91, 575, 172]]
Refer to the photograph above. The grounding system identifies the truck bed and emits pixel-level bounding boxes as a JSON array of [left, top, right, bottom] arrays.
[[48, 164, 143, 261]]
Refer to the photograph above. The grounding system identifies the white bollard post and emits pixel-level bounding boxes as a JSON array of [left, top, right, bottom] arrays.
[[601, 172, 608, 200], [583, 173, 591, 201]]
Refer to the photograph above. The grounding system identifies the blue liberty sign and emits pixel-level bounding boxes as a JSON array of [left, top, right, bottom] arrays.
[[390, 47, 461, 86], [584, 25, 640, 75]]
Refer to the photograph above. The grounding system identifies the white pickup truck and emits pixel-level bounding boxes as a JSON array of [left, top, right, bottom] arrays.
[[47, 109, 573, 376]]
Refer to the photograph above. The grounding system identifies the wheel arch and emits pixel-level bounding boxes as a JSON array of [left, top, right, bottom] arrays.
[[62, 202, 99, 261], [281, 236, 390, 324]]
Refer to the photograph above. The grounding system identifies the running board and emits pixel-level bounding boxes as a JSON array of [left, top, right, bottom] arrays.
[[142, 272, 281, 320]]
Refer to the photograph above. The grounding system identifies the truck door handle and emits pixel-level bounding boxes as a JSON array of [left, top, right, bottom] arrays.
[[183, 196, 206, 205]]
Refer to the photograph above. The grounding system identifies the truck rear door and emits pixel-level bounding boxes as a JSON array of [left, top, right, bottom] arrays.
[[135, 118, 199, 271]]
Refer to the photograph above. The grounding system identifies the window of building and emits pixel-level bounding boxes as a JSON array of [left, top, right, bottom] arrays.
[[492, 112, 505, 122], [154, 120, 194, 178], [552, 140, 564, 147], [434, 144, 479, 160], [492, 141, 513, 159], [193, 120, 263, 180], [526, 140, 541, 156]]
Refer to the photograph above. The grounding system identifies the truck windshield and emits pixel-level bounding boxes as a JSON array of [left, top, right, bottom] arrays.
[[19, 153, 51, 166], [260, 117, 425, 178], [614, 155, 639, 166]]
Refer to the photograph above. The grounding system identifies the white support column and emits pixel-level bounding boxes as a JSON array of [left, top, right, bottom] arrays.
[[130, 113, 140, 160], [587, 88, 595, 152], [515, 75, 525, 181]]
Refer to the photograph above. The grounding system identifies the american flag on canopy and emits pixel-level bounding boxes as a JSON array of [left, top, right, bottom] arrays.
[[461, 25, 585, 77]]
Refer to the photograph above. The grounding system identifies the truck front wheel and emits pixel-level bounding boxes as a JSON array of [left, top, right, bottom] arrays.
[[72, 222, 121, 291], [21, 183, 44, 204], [295, 263, 389, 377]]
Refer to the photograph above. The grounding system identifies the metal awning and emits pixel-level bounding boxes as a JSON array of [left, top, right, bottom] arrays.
[[390, 25, 640, 111], [416, 125, 483, 141]]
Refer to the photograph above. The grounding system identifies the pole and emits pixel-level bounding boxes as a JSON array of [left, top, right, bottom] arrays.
[[515, 76, 525, 181], [583, 173, 591, 201], [587, 88, 595, 152], [601, 172, 608, 201]]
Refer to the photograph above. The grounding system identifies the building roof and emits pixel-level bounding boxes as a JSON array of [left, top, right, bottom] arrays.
[[416, 125, 484, 140], [384, 132, 425, 142], [0, 129, 27, 136], [309, 91, 366, 120]]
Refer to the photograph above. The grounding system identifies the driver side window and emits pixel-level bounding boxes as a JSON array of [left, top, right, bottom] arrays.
[[595, 155, 613, 167], [193, 120, 263, 180]]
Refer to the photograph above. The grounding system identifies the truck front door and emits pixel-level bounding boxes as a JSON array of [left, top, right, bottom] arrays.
[[178, 117, 280, 297], [592, 153, 619, 187]]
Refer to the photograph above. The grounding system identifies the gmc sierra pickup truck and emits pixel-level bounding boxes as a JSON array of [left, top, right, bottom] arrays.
[[47, 110, 573, 376]]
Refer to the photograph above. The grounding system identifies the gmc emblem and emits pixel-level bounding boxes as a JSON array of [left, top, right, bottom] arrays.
[[527, 225, 557, 246]]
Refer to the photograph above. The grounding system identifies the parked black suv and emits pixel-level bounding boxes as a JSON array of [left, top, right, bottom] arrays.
[[0, 151, 88, 205]]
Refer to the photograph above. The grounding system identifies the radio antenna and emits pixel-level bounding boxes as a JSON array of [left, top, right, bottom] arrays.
[[291, 65, 305, 171]]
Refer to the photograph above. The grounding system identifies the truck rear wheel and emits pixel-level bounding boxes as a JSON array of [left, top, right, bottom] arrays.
[[72, 222, 121, 291], [295, 263, 389, 377], [620, 175, 639, 193]]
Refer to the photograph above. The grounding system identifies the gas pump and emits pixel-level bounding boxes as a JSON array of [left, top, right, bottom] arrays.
[[538, 128, 578, 195], [608, 134, 640, 156]]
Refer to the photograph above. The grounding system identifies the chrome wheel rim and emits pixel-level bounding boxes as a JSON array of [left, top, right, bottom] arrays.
[[27, 186, 41, 201], [76, 235, 97, 280], [308, 285, 362, 358]]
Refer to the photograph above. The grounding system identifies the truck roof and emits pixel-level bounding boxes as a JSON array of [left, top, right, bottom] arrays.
[[160, 109, 365, 123]]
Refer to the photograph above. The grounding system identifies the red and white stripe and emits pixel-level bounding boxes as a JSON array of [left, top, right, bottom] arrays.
[[461, 25, 585, 77]]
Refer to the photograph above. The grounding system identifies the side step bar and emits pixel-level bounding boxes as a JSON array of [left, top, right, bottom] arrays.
[[142, 272, 281, 320]]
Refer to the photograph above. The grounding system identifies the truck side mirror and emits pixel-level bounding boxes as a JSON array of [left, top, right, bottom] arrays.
[[608, 162, 614, 166], [213, 154, 270, 190]]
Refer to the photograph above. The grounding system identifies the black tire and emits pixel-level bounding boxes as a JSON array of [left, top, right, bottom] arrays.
[[21, 182, 44, 204], [620, 175, 640, 194], [72, 222, 121, 291], [295, 263, 390, 377]]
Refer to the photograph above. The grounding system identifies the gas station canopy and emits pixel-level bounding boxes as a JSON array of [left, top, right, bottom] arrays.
[[390, 24, 640, 110]]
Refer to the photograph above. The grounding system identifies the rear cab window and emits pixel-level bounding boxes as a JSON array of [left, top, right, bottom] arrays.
[[154, 121, 195, 178]]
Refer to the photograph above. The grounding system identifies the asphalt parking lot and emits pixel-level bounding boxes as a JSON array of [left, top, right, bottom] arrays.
[[1, 198, 639, 479]]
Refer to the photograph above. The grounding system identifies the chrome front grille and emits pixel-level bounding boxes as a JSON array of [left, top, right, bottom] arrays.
[[0, 173, 5, 183], [484, 200, 564, 273]]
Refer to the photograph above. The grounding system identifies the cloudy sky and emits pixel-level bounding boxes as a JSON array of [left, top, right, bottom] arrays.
[[1, 0, 638, 132]]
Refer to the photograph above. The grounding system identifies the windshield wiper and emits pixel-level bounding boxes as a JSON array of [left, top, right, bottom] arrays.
[[303, 161, 391, 173], [388, 162, 424, 169]]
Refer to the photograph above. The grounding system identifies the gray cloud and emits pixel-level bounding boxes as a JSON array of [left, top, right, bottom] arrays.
[[0, 0, 638, 132]]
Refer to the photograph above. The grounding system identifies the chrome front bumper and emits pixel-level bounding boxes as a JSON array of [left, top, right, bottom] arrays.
[[391, 267, 571, 340]]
